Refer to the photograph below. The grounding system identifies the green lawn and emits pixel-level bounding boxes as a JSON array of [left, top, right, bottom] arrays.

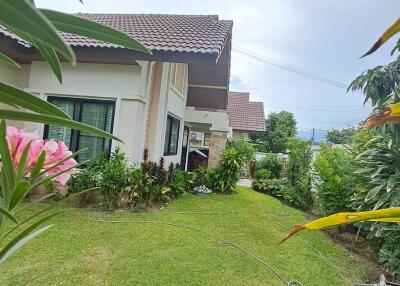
[[1, 187, 374, 286]]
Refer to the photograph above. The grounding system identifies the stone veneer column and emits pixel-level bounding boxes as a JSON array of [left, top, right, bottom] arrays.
[[208, 130, 228, 169]]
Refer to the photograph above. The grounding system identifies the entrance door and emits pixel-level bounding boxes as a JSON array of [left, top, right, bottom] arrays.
[[180, 126, 189, 170]]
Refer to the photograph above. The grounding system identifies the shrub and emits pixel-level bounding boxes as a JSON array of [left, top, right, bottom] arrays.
[[254, 169, 271, 180], [313, 144, 355, 215], [99, 149, 130, 209], [252, 178, 286, 196], [256, 153, 282, 179], [67, 167, 100, 206], [285, 139, 312, 210], [208, 147, 245, 193], [352, 135, 400, 277], [227, 138, 255, 163]]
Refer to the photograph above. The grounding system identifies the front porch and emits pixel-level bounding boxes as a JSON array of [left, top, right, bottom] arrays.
[[182, 108, 230, 170]]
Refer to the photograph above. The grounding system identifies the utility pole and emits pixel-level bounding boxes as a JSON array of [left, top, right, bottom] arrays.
[[311, 128, 315, 145]]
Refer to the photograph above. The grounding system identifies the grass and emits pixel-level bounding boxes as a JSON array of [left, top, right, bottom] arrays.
[[1, 186, 375, 286]]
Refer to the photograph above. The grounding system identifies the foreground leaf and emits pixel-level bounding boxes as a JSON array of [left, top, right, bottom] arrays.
[[0, 109, 122, 142], [41, 9, 152, 55], [0, 224, 53, 264], [364, 103, 400, 129], [0, 52, 20, 68], [9, 181, 31, 211], [280, 207, 400, 244], [361, 17, 400, 57], [29, 38, 62, 83], [0, 208, 19, 225], [0, 82, 70, 118], [0, 0, 74, 63], [0, 120, 14, 191]]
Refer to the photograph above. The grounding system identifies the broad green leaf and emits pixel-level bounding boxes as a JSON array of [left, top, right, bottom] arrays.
[[29, 38, 62, 83], [0, 110, 122, 142], [15, 141, 32, 182], [41, 9, 152, 55], [9, 181, 31, 210], [0, 223, 54, 264], [0, 0, 75, 63], [0, 120, 14, 191], [29, 151, 46, 181], [0, 52, 20, 68], [0, 207, 19, 225], [365, 185, 383, 202], [0, 82, 70, 118], [387, 174, 398, 192]]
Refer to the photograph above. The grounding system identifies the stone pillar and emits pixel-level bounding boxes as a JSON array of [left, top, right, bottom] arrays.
[[208, 130, 227, 169]]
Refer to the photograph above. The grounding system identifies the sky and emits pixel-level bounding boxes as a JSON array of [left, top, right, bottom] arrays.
[[37, 0, 400, 132]]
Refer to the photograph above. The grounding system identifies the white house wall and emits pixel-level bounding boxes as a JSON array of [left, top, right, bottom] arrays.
[[0, 61, 150, 162]]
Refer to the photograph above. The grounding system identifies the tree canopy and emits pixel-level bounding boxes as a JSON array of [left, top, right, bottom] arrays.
[[250, 111, 296, 153], [325, 127, 356, 144]]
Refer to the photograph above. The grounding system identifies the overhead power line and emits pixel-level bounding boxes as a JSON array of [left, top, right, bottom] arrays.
[[233, 45, 351, 90]]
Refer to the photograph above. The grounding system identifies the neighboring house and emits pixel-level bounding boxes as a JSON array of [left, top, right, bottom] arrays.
[[186, 91, 265, 170], [0, 14, 233, 170], [225, 91, 265, 139]]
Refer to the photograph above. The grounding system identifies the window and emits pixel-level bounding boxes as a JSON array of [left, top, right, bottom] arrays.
[[164, 115, 180, 156], [170, 63, 185, 94], [203, 132, 211, 146], [45, 97, 115, 162]]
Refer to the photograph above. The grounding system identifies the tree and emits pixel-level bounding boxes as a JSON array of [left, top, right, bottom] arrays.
[[251, 111, 296, 153], [325, 127, 356, 144]]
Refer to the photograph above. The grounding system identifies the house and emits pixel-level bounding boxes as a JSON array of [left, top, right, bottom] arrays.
[[225, 91, 265, 139], [186, 91, 265, 170], [0, 14, 233, 170]]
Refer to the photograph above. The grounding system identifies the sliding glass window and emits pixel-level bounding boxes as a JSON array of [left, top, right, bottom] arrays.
[[45, 97, 115, 162]]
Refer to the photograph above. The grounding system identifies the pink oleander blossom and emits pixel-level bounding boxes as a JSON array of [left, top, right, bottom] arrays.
[[5, 126, 78, 185]]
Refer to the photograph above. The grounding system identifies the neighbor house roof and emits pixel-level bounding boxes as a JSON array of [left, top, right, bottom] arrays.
[[225, 92, 265, 132]]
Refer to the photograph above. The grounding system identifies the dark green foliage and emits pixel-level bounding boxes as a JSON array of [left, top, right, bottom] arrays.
[[285, 139, 312, 210], [252, 178, 286, 197], [256, 153, 282, 179], [326, 127, 356, 144], [313, 144, 355, 215], [254, 169, 271, 180], [68, 149, 193, 210], [170, 170, 197, 196], [251, 111, 296, 153]]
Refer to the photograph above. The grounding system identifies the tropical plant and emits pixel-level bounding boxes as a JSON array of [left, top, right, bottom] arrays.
[[256, 153, 282, 179], [250, 111, 296, 153], [0, 124, 79, 263], [206, 147, 245, 193], [282, 18, 400, 278], [313, 144, 355, 215], [0, 1, 150, 263]]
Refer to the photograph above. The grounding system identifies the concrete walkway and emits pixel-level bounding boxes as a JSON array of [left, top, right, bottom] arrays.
[[237, 179, 252, 187]]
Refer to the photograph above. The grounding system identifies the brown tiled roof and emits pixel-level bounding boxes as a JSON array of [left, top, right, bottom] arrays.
[[225, 91, 265, 132], [0, 14, 232, 56]]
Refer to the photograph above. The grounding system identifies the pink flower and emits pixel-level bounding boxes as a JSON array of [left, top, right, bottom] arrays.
[[6, 127, 78, 185]]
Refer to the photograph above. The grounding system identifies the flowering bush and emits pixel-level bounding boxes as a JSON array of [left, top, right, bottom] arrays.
[[0, 124, 78, 264], [6, 126, 77, 185]]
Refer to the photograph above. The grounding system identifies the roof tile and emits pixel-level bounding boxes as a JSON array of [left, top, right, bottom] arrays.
[[224, 92, 265, 132], [0, 14, 232, 55]]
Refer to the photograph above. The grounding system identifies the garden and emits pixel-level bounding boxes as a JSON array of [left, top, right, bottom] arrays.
[[1, 2, 400, 286]]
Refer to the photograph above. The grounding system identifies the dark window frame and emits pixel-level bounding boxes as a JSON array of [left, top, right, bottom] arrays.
[[44, 96, 116, 161], [163, 114, 180, 156]]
